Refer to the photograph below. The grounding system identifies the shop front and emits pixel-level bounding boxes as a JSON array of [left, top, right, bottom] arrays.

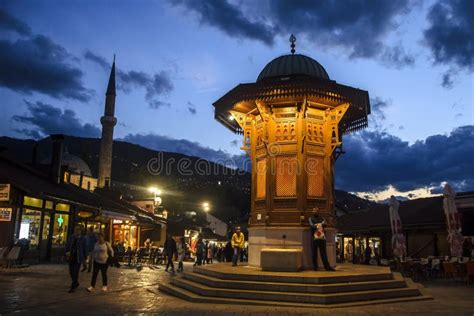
[[16, 196, 72, 261], [112, 219, 140, 249], [336, 234, 383, 264]]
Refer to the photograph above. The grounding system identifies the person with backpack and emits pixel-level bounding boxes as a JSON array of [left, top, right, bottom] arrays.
[[87, 232, 114, 292]]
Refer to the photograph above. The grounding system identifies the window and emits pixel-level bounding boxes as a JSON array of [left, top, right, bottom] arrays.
[[42, 213, 51, 242], [256, 159, 266, 199], [55, 203, 70, 212], [45, 201, 53, 209], [23, 196, 43, 208], [19, 209, 42, 246], [52, 213, 69, 246]]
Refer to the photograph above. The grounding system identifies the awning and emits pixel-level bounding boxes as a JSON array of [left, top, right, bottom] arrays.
[[100, 210, 135, 221]]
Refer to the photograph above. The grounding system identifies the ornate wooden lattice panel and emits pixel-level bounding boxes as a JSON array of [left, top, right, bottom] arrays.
[[275, 121, 297, 142], [306, 122, 324, 143], [307, 155, 324, 197], [256, 158, 266, 199], [276, 155, 297, 197]]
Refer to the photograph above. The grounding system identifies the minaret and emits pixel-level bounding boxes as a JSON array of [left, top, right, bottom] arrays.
[[97, 56, 117, 188]]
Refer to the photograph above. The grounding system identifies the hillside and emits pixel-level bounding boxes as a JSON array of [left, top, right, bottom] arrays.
[[0, 136, 378, 223]]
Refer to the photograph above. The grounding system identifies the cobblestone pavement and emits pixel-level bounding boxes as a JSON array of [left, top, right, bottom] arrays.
[[0, 263, 473, 315]]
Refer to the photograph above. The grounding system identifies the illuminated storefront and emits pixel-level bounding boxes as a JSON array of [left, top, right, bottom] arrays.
[[336, 234, 382, 264], [112, 220, 139, 249], [17, 196, 71, 259]]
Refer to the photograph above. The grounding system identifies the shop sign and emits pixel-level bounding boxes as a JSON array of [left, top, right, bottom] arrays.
[[113, 219, 123, 224], [0, 184, 10, 201], [0, 208, 12, 221]]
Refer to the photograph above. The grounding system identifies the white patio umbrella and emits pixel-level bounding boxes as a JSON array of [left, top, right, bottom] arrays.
[[443, 183, 464, 257], [389, 196, 406, 259]]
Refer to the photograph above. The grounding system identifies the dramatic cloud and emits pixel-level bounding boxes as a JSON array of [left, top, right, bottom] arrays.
[[187, 101, 197, 115], [170, 0, 275, 45], [424, 0, 474, 71], [121, 133, 249, 170], [0, 8, 32, 35], [171, 0, 415, 67], [336, 125, 474, 193], [0, 35, 92, 101], [12, 101, 100, 139], [84, 51, 173, 109], [0, 10, 91, 101]]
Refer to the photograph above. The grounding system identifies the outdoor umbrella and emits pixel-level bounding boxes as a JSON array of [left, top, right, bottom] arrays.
[[389, 196, 407, 259], [443, 183, 464, 257]]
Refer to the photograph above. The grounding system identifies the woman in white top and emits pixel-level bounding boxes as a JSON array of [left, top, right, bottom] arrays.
[[87, 232, 114, 292]]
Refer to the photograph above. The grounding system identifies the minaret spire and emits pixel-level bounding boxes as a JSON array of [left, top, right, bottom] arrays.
[[106, 54, 116, 96], [98, 56, 117, 188]]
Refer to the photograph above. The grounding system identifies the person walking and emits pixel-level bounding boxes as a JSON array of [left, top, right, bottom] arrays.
[[177, 237, 186, 272], [87, 232, 114, 292], [65, 225, 87, 293], [164, 234, 177, 273], [309, 208, 335, 271], [82, 227, 97, 273], [207, 242, 213, 264], [231, 226, 245, 267], [194, 237, 205, 266]]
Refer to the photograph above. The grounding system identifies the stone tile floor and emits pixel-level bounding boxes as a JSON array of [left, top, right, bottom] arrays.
[[0, 263, 473, 315]]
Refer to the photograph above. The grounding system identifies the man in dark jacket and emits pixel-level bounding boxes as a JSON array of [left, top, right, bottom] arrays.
[[164, 234, 177, 273], [309, 208, 335, 271], [65, 225, 88, 292]]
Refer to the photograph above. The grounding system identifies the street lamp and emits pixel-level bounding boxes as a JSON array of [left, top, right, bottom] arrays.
[[202, 202, 210, 212], [148, 187, 162, 196], [148, 186, 163, 215]]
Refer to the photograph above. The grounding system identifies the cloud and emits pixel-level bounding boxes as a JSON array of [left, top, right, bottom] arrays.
[[380, 45, 415, 68], [121, 133, 249, 170], [12, 100, 100, 139], [368, 96, 391, 130], [171, 0, 415, 67], [370, 97, 390, 121], [0, 35, 92, 102], [187, 101, 197, 115], [0, 8, 32, 35], [84, 51, 173, 109], [441, 71, 454, 89], [424, 0, 474, 72], [268, 0, 413, 61], [336, 125, 474, 193], [0, 9, 91, 101], [169, 0, 275, 45]]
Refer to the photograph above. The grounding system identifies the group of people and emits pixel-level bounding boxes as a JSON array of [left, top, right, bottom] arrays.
[[64, 207, 334, 293], [64, 225, 114, 293], [161, 226, 248, 273]]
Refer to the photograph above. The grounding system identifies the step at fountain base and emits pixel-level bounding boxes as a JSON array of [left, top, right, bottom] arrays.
[[159, 263, 432, 308]]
